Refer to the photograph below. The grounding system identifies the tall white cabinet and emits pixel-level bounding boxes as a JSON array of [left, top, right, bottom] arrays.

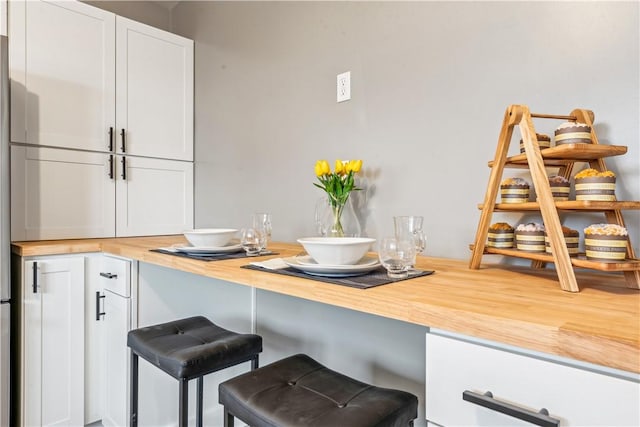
[[9, 0, 194, 241]]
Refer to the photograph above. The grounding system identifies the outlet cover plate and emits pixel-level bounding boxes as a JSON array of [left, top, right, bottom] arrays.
[[337, 71, 351, 102]]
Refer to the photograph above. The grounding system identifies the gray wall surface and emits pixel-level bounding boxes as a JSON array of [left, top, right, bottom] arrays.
[[172, 1, 639, 261], [84, 0, 172, 31]]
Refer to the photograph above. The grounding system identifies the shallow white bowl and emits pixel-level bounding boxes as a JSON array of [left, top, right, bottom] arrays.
[[297, 237, 376, 266], [184, 228, 238, 247]]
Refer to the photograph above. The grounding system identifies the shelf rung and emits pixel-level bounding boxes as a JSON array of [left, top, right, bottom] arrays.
[[478, 246, 640, 272], [530, 113, 577, 120], [477, 201, 640, 212], [487, 144, 628, 168]]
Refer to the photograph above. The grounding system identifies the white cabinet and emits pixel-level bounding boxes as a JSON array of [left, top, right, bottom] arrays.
[[20, 256, 85, 426], [10, 146, 116, 241], [10, 146, 194, 240], [9, 0, 194, 241], [17, 253, 138, 427], [9, 0, 193, 160], [9, 0, 115, 151], [115, 155, 193, 237], [1, 0, 7, 36], [115, 16, 194, 161], [425, 330, 640, 426], [98, 254, 136, 427]]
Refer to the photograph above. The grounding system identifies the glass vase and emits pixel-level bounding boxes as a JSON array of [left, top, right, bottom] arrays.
[[315, 196, 361, 237]]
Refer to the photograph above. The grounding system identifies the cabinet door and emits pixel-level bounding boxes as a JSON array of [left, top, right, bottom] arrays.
[[9, 0, 115, 150], [115, 156, 193, 237], [102, 289, 131, 427], [23, 257, 85, 427], [116, 16, 194, 161], [99, 255, 133, 427], [84, 254, 103, 425], [11, 146, 116, 241]]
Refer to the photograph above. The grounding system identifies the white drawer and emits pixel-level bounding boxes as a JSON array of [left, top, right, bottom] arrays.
[[99, 255, 131, 297], [426, 331, 640, 427]]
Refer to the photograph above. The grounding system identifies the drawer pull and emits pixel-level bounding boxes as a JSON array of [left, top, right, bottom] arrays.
[[100, 272, 118, 279], [462, 390, 559, 427]]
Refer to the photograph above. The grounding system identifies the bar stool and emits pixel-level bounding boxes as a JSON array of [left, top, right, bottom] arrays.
[[127, 316, 262, 427], [219, 353, 418, 427]]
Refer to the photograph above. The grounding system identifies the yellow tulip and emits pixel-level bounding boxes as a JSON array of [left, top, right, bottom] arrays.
[[314, 161, 324, 177], [320, 160, 331, 175], [335, 159, 344, 175], [352, 159, 363, 172]]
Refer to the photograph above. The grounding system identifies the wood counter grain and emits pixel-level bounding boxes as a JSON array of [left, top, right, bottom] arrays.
[[12, 235, 640, 374]]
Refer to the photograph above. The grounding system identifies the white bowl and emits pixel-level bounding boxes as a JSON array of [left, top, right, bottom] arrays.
[[184, 228, 238, 247], [297, 237, 376, 266]]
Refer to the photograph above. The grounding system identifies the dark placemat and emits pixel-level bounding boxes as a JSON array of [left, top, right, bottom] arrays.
[[241, 264, 434, 289], [150, 248, 278, 262]]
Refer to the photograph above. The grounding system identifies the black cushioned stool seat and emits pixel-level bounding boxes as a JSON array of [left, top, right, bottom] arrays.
[[219, 354, 418, 427], [127, 316, 262, 427]]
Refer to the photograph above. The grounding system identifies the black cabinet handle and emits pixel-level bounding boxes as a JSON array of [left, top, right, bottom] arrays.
[[99, 272, 118, 279], [32, 262, 38, 294], [108, 155, 114, 179], [121, 157, 127, 180], [108, 127, 114, 151], [120, 128, 126, 153], [463, 390, 559, 427], [95, 291, 106, 321]]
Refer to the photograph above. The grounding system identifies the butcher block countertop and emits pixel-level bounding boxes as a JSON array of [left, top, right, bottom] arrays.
[[12, 235, 640, 374]]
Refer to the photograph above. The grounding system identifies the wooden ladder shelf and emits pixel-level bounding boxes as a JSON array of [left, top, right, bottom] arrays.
[[469, 105, 640, 292]]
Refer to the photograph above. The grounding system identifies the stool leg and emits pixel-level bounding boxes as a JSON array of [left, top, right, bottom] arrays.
[[130, 352, 139, 427], [251, 354, 259, 370], [224, 407, 234, 427], [196, 376, 203, 427], [179, 379, 189, 427]]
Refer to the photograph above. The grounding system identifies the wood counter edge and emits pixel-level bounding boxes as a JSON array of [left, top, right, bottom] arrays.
[[11, 236, 640, 374]]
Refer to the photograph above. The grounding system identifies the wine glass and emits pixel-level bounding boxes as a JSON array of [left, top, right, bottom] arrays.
[[240, 228, 264, 256], [377, 237, 416, 279], [252, 212, 272, 250]]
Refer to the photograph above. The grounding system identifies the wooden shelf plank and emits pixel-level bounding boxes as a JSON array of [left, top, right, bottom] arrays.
[[488, 143, 628, 167], [477, 200, 640, 211], [481, 246, 640, 272]]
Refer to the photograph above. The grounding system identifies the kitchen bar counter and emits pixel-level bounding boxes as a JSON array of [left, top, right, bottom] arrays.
[[12, 235, 640, 374]]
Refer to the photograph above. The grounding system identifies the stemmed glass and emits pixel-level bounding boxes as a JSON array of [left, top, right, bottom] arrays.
[[240, 228, 264, 256], [252, 213, 272, 251], [314, 199, 329, 237], [393, 216, 426, 269], [378, 237, 416, 279]]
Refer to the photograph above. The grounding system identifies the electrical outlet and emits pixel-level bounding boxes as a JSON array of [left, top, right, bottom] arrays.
[[337, 71, 351, 102]]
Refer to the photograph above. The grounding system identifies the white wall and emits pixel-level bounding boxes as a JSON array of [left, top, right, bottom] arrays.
[[172, 1, 639, 260]]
